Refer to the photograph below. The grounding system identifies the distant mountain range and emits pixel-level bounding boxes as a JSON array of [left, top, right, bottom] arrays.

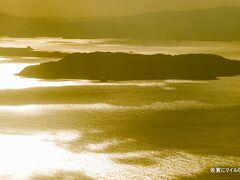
[[1, 6, 240, 40]]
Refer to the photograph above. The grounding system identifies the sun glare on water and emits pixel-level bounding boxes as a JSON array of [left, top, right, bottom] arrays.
[[0, 63, 89, 89], [0, 57, 11, 61], [0, 129, 239, 180]]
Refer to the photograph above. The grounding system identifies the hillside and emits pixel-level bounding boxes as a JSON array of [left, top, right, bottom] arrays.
[[1, 7, 240, 40]]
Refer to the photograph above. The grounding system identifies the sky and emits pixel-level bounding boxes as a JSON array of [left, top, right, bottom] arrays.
[[0, 0, 240, 18]]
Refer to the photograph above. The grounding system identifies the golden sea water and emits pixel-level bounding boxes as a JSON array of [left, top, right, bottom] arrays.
[[0, 38, 239, 179]]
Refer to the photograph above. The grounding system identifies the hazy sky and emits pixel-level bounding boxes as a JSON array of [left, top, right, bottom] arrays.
[[0, 0, 240, 17]]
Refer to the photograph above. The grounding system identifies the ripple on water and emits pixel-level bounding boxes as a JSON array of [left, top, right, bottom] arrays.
[[0, 101, 223, 114], [0, 57, 11, 61], [0, 131, 239, 180]]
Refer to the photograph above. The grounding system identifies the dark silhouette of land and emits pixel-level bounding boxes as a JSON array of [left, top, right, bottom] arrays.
[[19, 52, 240, 80], [1, 7, 240, 40], [0, 47, 68, 58]]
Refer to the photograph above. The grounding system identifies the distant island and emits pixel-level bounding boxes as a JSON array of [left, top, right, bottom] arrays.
[[18, 52, 240, 80], [0, 47, 68, 58]]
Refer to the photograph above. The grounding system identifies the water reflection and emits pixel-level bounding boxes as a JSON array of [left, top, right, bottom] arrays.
[[1, 37, 240, 59], [0, 61, 175, 90], [0, 63, 90, 89], [0, 131, 80, 179], [0, 37, 239, 179], [0, 101, 221, 113], [0, 56, 11, 61], [0, 131, 239, 180]]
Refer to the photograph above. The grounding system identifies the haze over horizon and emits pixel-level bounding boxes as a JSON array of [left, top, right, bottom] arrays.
[[0, 0, 240, 18]]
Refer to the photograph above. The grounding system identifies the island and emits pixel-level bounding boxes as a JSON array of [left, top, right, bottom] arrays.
[[0, 47, 68, 58], [18, 52, 240, 80]]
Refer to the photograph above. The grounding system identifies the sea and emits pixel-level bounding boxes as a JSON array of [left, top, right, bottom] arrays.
[[0, 37, 239, 179]]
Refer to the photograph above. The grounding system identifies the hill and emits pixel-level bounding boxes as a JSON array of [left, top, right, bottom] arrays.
[[1, 7, 240, 40], [19, 52, 240, 80]]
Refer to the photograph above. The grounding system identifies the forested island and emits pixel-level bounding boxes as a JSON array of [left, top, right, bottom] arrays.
[[19, 52, 240, 80]]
